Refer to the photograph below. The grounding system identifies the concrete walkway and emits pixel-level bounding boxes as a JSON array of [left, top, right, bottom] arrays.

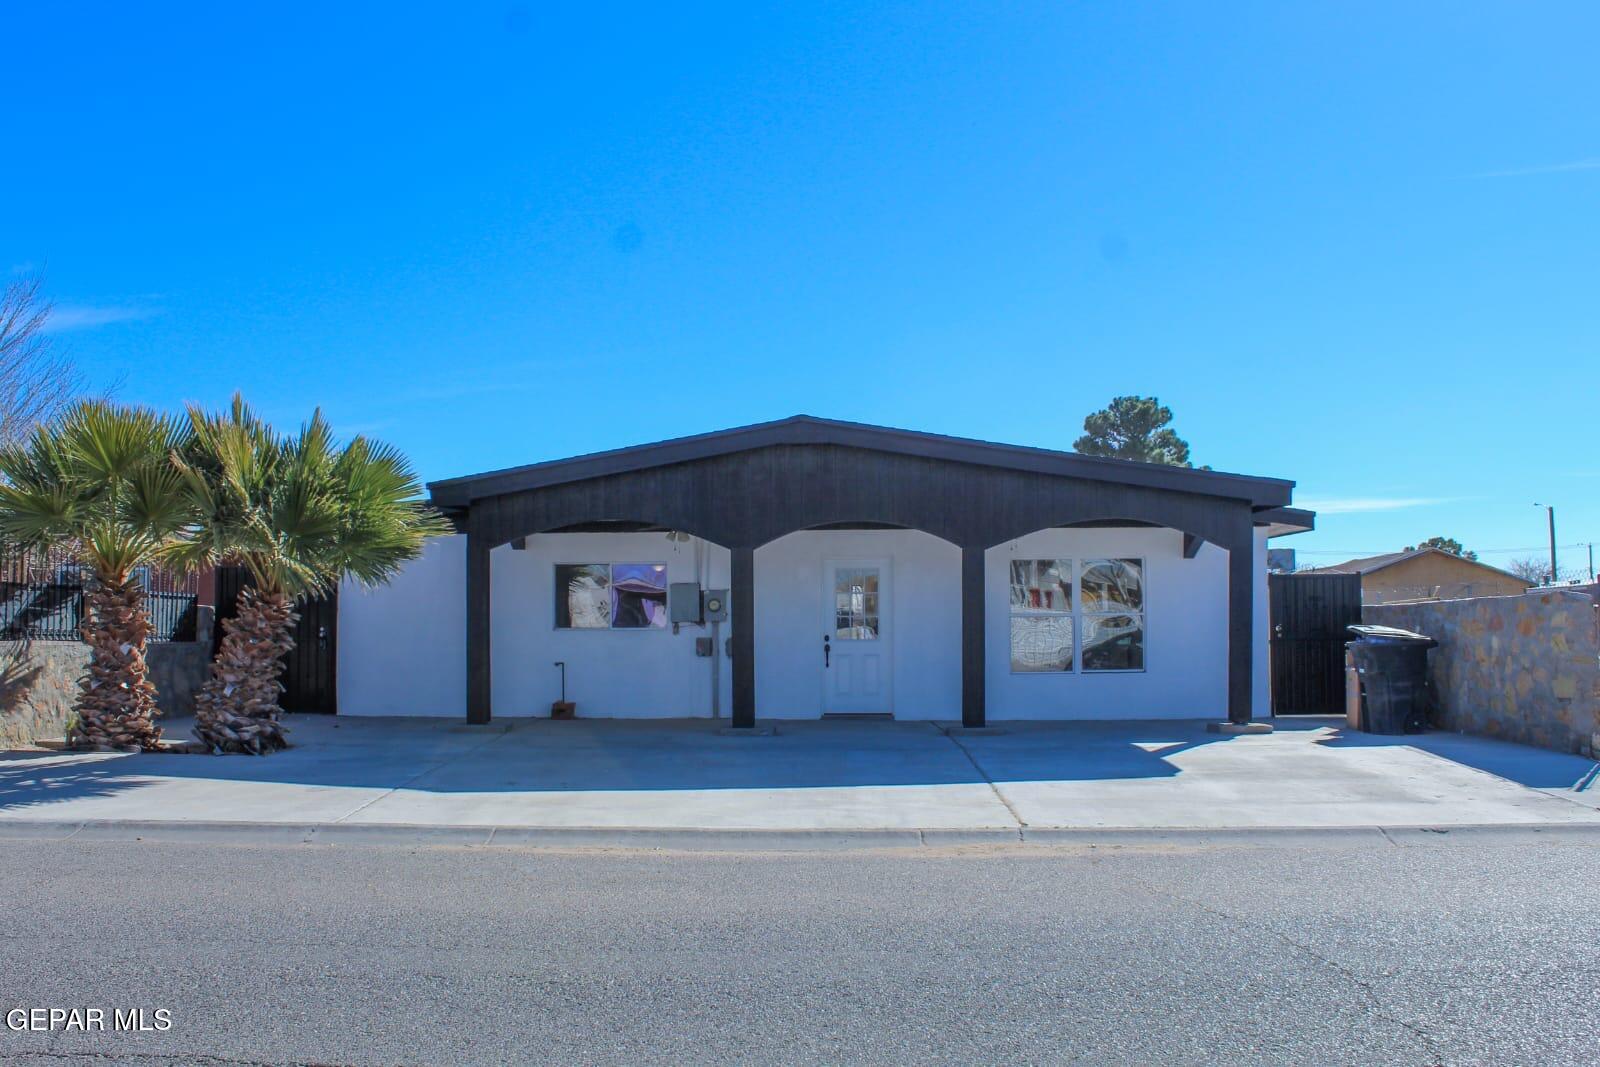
[[3, 715, 1597, 846]]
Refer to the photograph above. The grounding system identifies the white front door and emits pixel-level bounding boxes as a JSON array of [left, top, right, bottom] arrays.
[[822, 559, 892, 714]]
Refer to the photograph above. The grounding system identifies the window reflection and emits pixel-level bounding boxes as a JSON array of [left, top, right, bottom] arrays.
[[555, 563, 667, 629], [833, 567, 880, 639]]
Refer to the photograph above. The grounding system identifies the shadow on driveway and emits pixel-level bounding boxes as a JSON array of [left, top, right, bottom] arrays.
[[0, 716, 1232, 814], [4, 715, 1596, 827]]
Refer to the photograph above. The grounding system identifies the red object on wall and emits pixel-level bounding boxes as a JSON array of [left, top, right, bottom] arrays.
[[195, 565, 217, 609]]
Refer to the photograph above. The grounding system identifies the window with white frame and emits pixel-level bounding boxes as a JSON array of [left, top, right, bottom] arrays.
[[1009, 557, 1145, 672], [554, 563, 668, 629]]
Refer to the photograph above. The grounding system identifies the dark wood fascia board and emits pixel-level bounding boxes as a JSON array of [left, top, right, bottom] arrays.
[[459, 443, 1258, 553], [427, 415, 1296, 510], [1253, 506, 1316, 532]]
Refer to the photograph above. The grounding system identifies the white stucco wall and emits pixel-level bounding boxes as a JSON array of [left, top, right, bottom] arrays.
[[338, 533, 467, 717], [984, 527, 1232, 720], [339, 525, 1270, 721], [755, 529, 962, 719], [337, 531, 732, 718]]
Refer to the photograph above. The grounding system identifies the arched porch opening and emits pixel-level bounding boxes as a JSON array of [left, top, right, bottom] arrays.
[[981, 521, 1234, 723], [753, 521, 962, 721], [468, 517, 732, 723]]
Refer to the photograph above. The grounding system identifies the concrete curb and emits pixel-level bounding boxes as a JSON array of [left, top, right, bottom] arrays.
[[2, 818, 1598, 851]]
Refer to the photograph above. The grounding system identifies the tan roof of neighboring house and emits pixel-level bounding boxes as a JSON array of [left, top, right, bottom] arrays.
[[1303, 547, 1530, 584]]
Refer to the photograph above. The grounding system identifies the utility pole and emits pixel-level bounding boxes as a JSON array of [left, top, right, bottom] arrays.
[[1533, 503, 1557, 585]]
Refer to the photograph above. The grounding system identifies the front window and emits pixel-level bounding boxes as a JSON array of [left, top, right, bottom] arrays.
[[555, 563, 668, 629], [1009, 557, 1145, 672]]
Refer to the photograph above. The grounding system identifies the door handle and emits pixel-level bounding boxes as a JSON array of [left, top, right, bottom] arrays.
[[823, 635, 831, 668]]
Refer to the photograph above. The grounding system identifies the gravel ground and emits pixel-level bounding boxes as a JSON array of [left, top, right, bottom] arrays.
[[2, 835, 1597, 1065]]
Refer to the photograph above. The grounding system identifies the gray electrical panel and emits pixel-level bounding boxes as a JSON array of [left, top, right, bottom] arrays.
[[669, 583, 703, 624], [701, 588, 729, 622]]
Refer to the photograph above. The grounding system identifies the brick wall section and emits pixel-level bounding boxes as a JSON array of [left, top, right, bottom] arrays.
[[1365, 587, 1600, 756], [0, 639, 212, 748]]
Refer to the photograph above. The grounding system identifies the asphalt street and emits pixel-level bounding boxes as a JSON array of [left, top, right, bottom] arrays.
[[2, 835, 1597, 1066]]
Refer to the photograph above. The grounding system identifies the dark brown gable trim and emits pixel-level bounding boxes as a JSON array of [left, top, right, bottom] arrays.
[[430, 415, 1294, 510]]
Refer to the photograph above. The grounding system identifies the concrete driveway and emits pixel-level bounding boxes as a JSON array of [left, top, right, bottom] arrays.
[[2, 716, 1597, 838]]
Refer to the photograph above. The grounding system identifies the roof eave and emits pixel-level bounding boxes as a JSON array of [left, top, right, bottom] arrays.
[[1254, 506, 1316, 539]]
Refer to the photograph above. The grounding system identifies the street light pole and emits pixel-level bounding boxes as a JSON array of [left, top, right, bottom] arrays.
[[1533, 504, 1557, 585]]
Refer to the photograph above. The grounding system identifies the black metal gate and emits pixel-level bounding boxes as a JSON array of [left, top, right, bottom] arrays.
[[1269, 571, 1362, 715], [215, 566, 339, 714]]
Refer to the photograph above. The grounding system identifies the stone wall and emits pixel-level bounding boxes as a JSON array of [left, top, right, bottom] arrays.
[[1365, 588, 1600, 756], [0, 639, 212, 748]]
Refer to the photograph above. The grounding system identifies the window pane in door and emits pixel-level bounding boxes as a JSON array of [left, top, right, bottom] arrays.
[[833, 567, 881, 640]]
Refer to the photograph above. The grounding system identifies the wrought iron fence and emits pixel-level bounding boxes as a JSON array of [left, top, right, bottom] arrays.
[[0, 542, 200, 642]]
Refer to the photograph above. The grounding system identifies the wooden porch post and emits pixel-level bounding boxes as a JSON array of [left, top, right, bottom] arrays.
[[730, 545, 756, 728], [466, 531, 492, 724], [961, 544, 987, 728]]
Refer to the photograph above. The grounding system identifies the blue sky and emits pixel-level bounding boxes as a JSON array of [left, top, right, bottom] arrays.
[[6, 3, 1597, 574]]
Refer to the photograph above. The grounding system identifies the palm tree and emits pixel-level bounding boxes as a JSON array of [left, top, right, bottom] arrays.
[[0, 401, 191, 750], [169, 396, 449, 753]]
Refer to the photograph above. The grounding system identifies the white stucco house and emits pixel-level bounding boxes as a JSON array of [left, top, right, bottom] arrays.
[[337, 416, 1313, 727]]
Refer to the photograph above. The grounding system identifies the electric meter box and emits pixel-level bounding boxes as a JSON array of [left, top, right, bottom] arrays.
[[668, 583, 703, 624], [701, 589, 729, 622]]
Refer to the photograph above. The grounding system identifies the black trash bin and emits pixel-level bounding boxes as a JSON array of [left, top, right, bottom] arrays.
[[1346, 625, 1437, 734]]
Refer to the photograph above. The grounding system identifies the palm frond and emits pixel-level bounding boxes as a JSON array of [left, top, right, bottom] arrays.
[[0, 400, 194, 579], [59, 401, 185, 485], [173, 396, 444, 602], [122, 459, 196, 538]]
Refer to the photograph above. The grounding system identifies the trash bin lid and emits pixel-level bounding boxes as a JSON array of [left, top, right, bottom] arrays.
[[1346, 624, 1437, 646]]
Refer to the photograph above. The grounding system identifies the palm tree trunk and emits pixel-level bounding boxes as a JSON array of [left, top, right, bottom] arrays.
[[76, 574, 162, 751], [193, 586, 296, 754]]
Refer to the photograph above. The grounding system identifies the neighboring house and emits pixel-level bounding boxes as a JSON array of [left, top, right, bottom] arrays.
[[1303, 548, 1531, 604], [337, 416, 1313, 727]]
